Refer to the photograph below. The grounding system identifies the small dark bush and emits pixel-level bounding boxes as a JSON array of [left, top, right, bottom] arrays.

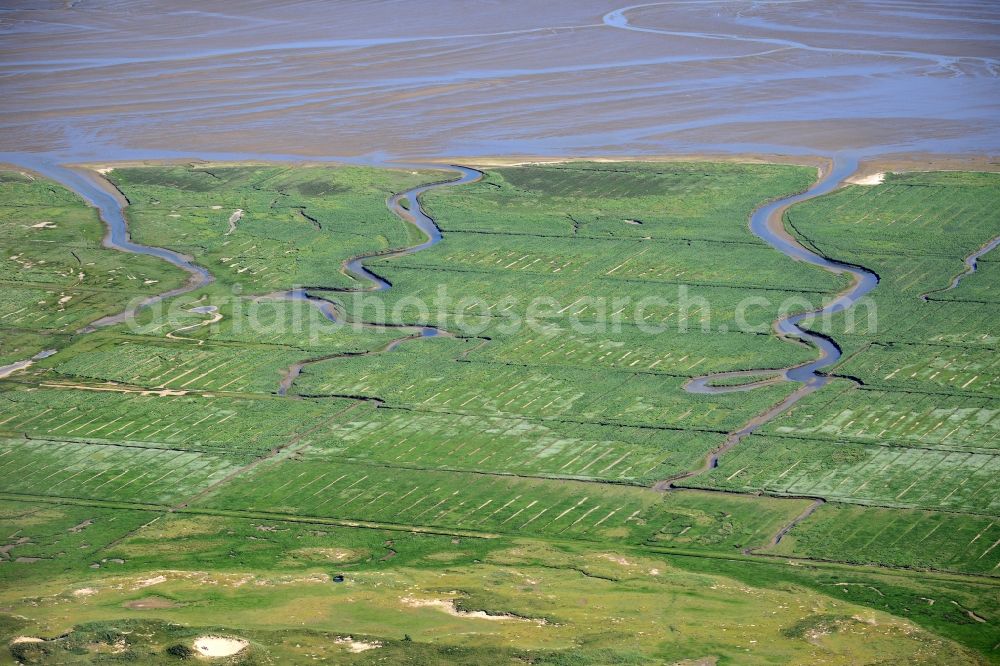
[[166, 643, 195, 658]]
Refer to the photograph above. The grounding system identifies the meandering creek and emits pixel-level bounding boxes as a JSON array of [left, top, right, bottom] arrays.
[[6, 154, 888, 477], [920, 233, 1000, 301], [4, 156, 213, 332], [274, 166, 482, 396], [669, 157, 880, 487], [686, 156, 878, 395], [1, 158, 478, 394]]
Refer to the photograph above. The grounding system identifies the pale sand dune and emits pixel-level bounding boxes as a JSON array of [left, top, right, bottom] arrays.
[[334, 636, 382, 653], [10, 637, 45, 645], [193, 636, 248, 658], [847, 172, 886, 185]]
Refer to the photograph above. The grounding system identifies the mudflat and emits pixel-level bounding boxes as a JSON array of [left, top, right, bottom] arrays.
[[1, 0, 997, 162]]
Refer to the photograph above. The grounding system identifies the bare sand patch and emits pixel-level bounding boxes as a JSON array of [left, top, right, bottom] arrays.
[[72, 587, 97, 597], [133, 575, 168, 590], [600, 554, 633, 566], [0, 359, 33, 379], [225, 209, 244, 235], [125, 596, 177, 610], [860, 154, 1000, 175], [431, 153, 831, 172], [334, 636, 382, 653], [847, 172, 885, 185], [193, 636, 248, 658], [68, 519, 94, 533], [11, 636, 45, 645], [287, 547, 367, 563], [401, 596, 545, 624]]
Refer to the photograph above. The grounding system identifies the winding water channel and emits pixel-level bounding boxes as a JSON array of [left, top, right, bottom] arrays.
[[6, 153, 885, 476], [668, 156, 880, 488], [275, 165, 482, 395], [4, 155, 878, 407], [920, 233, 1000, 301], [0, 158, 479, 392], [602, 3, 1000, 73], [686, 156, 878, 395], [4, 156, 213, 332]]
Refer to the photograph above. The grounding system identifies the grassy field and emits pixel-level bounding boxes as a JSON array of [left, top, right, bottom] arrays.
[[106, 165, 442, 292], [306, 402, 719, 484], [0, 161, 997, 663], [0, 438, 239, 505], [685, 433, 1000, 513], [649, 490, 816, 552], [686, 170, 1000, 594], [0, 385, 347, 459], [0, 169, 186, 350], [3, 510, 980, 664], [768, 502, 1000, 575], [763, 381, 998, 451]]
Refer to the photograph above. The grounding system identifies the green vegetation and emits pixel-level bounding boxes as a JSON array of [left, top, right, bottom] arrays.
[[686, 170, 1000, 598], [764, 381, 998, 451], [0, 162, 996, 663], [0, 500, 157, 584], [770, 502, 1000, 575], [0, 438, 238, 504], [686, 432, 1000, 513], [0, 169, 185, 347], [0, 385, 346, 458], [202, 456, 668, 542], [306, 402, 718, 484], [107, 164, 441, 292], [649, 490, 815, 552], [293, 337, 798, 431], [0, 508, 983, 664]]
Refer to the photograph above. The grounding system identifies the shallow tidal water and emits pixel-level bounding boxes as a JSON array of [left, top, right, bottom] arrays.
[[0, 0, 997, 165]]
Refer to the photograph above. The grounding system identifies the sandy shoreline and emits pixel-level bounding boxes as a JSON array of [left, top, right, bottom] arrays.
[[419, 152, 1000, 175], [5, 152, 999, 182], [419, 153, 832, 171], [855, 154, 1000, 176]]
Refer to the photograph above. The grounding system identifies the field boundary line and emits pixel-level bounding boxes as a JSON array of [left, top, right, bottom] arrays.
[[171, 399, 368, 510], [293, 456, 656, 488], [0, 492, 498, 539], [4, 490, 998, 582], [381, 260, 840, 295], [757, 431, 1000, 457]]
